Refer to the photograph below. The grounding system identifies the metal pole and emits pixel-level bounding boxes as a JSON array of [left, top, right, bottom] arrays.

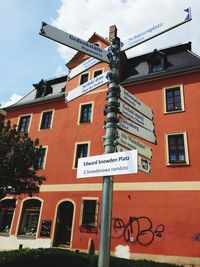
[[98, 37, 121, 267]]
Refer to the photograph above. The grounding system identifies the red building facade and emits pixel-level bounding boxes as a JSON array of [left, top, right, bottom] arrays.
[[1, 35, 200, 266]]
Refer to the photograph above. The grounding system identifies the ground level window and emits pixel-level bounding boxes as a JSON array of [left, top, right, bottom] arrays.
[[80, 199, 98, 233], [166, 132, 189, 165], [18, 199, 41, 236], [0, 199, 16, 235]]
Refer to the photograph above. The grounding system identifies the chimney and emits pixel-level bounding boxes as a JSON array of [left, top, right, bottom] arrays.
[[109, 25, 117, 42]]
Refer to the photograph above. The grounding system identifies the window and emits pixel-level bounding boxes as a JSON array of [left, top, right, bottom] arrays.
[[80, 199, 98, 233], [40, 111, 53, 129], [165, 86, 184, 112], [38, 147, 47, 169], [94, 70, 102, 78], [35, 79, 53, 99], [79, 104, 92, 123], [74, 143, 88, 168], [80, 73, 89, 85], [166, 132, 189, 165], [0, 199, 16, 235], [18, 199, 41, 236], [18, 115, 31, 132]]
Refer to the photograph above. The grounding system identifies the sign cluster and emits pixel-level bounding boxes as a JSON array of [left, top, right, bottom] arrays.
[[39, 7, 192, 177]]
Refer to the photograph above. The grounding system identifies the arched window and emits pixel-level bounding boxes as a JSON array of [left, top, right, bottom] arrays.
[[18, 199, 41, 237], [0, 199, 16, 235]]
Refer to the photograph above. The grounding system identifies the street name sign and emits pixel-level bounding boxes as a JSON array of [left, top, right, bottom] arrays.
[[65, 71, 109, 102], [121, 7, 191, 52], [40, 22, 110, 63], [119, 101, 154, 132], [120, 86, 153, 120], [77, 150, 138, 178], [119, 116, 156, 144], [117, 129, 152, 159], [116, 145, 151, 173]]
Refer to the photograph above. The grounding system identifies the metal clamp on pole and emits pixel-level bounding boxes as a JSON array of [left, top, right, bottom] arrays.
[[98, 37, 121, 267]]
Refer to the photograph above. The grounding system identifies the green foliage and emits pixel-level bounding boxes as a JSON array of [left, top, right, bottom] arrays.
[[0, 248, 183, 267], [0, 120, 46, 199]]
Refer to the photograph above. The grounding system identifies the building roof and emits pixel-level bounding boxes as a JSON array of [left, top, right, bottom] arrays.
[[121, 42, 200, 85], [4, 75, 67, 111]]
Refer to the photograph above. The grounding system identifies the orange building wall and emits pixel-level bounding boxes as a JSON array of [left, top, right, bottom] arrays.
[[4, 58, 200, 265]]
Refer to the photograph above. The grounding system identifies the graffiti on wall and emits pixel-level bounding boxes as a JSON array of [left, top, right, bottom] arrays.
[[111, 216, 164, 246]]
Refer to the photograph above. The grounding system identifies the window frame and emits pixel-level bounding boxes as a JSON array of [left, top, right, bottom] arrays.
[[0, 198, 16, 236], [79, 72, 90, 85], [39, 109, 54, 130], [163, 84, 185, 114], [93, 68, 103, 78], [17, 114, 32, 132], [73, 142, 90, 169], [17, 198, 42, 238], [37, 146, 48, 170], [79, 198, 99, 233], [165, 131, 189, 166], [78, 102, 93, 124]]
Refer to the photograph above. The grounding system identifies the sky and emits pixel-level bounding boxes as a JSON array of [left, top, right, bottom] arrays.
[[0, 0, 200, 107]]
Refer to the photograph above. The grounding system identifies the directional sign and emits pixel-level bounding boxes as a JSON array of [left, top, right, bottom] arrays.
[[121, 7, 192, 52], [120, 86, 153, 120], [68, 57, 100, 80], [116, 145, 151, 173], [77, 150, 138, 178], [65, 71, 108, 102], [119, 116, 156, 144], [119, 101, 154, 132], [117, 129, 152, 159], [40, 22, 110, 63]]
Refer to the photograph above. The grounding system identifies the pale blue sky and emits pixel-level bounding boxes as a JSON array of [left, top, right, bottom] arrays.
[[1, 0, 200, 107]]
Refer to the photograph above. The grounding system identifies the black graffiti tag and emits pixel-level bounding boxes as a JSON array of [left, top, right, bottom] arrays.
[[111, 216, 164, 246]]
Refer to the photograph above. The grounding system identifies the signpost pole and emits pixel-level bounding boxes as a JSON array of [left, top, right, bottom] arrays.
[[98, 37, 120, 267]]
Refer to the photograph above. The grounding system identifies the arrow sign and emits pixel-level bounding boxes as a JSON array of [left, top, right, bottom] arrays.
[[40, 22, 110, 63], [119, 116, 156, 144], [120, 86, 153, 120], [65, 71, 109, 102], [121, 7, 192, 52], [119, 101, 154, 132], [116, 145, 151, 173], [117, 129, 152, 159], [68, 57, 100, 80]]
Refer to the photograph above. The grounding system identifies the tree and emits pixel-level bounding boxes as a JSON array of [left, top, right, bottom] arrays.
[[0, 120, 46, 199]]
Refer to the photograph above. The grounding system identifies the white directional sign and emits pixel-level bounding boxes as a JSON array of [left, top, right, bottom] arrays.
[[116, 145, 151, 173], [117, 129, 152, 159], [121, 7, 192, 52], [119, 116, 156, 144], [119, 101, 154, 132], [65, 71, 109, 102], [68, 57, 100, 80], [120, 86, 153, 120], [77, 150, 138, 178], [40, 22, 110, 63]]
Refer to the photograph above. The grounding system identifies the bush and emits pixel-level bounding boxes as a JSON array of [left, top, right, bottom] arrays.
[[0, 248, 183, 267]]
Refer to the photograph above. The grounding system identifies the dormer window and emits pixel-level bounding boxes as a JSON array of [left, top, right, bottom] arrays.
[[148, 49, 167, 73], [34, 79, 53, 99]]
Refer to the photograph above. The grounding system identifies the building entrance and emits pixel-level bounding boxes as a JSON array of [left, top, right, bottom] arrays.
[[53, 201, 74, 247]]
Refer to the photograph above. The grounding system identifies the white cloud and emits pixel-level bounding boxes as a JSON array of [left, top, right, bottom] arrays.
[[55, 65, 68, 77], [52, 0, 200, 61], [1, 93, 22, 108]]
